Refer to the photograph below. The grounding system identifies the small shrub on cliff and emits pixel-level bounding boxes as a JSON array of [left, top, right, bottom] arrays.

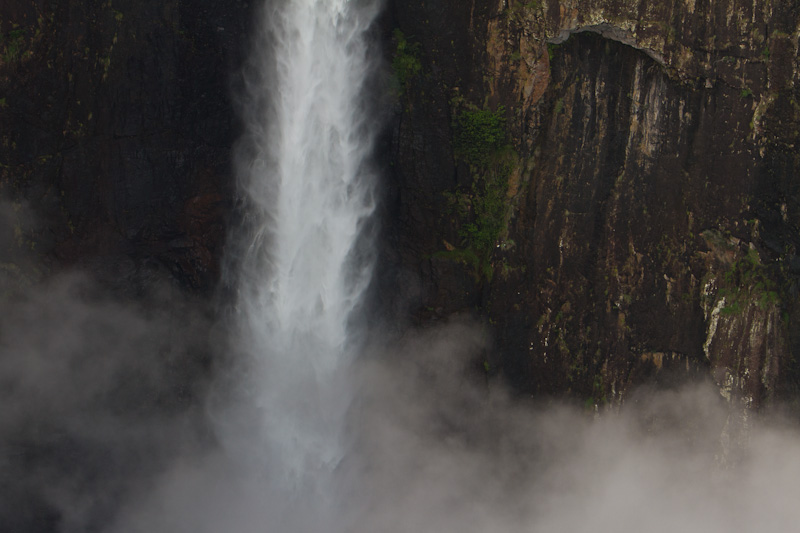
[[507, 0, 542, 23], [460, 171, 508, 260], [718, 247, 781, 314]]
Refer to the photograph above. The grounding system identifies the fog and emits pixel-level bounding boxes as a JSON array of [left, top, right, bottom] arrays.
[[348, 322, 800, 533], [0, 272, 215, 532], [3, 275, 800, 532]]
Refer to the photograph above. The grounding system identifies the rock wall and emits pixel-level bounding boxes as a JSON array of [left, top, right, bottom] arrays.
[[3, 0, 799, 409], [0, 5, 247, 529], [0, 0, 248, 292], [384, 0, 800, 409]]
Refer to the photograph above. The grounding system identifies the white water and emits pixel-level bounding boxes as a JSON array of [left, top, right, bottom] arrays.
[[232, 0, 381, 499]]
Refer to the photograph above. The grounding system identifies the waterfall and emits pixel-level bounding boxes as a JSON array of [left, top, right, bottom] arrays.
[[229, 0, 381, 507]]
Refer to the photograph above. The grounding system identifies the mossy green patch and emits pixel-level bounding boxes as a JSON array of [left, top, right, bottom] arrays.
[[718, 248, 781, 315], [507, 0, 542, 24], [453, 106, 508, 168], [444, 105, 517, 281], [391, 29, 421, 96], [1, 27, 27, 64]]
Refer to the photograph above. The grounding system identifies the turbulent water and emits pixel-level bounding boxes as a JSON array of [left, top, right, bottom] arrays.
[[232, 0, 381, 497]]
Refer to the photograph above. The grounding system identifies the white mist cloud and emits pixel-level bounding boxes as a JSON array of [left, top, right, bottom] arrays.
[[344, 319, 800, 533], [3, 258, 800, 533], [0, 271, 216, 533]]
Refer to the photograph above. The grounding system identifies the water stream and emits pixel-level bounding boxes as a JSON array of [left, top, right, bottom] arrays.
[[232, 0, 381, 504]]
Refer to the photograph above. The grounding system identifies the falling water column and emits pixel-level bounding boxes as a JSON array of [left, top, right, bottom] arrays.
[[231, 0, 382, 514]]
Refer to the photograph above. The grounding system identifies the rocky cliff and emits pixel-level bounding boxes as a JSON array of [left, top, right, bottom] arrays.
[[0, 5, 249, 529], [383, 0, 800, 410], [2, 0, 800, 411]]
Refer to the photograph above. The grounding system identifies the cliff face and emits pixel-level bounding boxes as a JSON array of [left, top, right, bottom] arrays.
[[0, 6, 247, 528], [0, 0, 247, 292], [3, 0, 800, 409], [385, 0, 800, 409]]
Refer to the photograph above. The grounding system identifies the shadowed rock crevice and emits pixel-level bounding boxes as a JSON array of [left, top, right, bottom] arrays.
[[548, 23, 666, 64]]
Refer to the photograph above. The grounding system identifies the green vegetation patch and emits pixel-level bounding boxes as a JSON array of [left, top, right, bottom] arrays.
[[458, 150, 515, 255], [445, 105, 517, 280], [391, 29, 421, 95], [453, 106, 508, 168], [507, 0, 542, 23], [547, 42, 560, 61], [718, 248, 780, 314], [1, 27, 27, 64]]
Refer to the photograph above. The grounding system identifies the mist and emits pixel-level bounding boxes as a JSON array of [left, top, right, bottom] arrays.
[[4, 289, 800, 532], [0, 268, 217, 532], [346, 320, 800, 533]]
